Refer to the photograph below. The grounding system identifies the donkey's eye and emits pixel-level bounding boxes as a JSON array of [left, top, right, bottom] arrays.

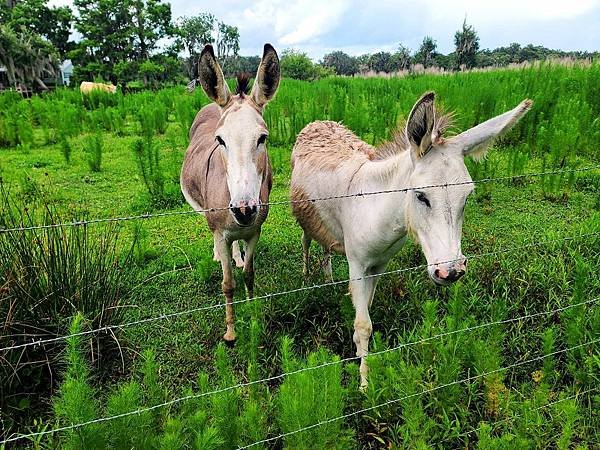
[[257, 134, 267, 146], [416, 192, 431, 207], [216, 136, 226, 147]]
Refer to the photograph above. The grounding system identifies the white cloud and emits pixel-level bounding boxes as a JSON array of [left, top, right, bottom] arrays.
[[239, 0, 349, 46], [425, 0, 599, 22]]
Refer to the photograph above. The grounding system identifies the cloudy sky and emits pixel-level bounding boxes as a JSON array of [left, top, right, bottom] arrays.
[[49, 0, 600, 59]]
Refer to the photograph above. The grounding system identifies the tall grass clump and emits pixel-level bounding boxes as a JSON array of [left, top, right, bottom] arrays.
[[174, 95, 196, 145], [0, 187, 135, 433], [276, 337, 354, 448], [59, 134, 73, 163], [84, 133, 103, 172], [131, 138, 165, 204]]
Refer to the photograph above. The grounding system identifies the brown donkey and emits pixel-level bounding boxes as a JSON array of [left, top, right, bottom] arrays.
[[181, 44, 280, 343]]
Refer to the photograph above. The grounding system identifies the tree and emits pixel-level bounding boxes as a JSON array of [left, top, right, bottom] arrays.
[[355, 54, 370, 72], [3, 0, 74, 58], [0, 24, 59, 89], [215, 22, 240, 73], [390, 44, 411, 70], [174, 13, 215, 78], [72, 0, 135, 79], [368, 52, 392, 73], [139, 59, 164, 87], [227, 55, 261, 77], [414, 36, 437, 67], [322, 51, 358, 76], [280, 49, 317, 80], [130, 0, 173, 61], [454, 19, 479, 69], [71, 0, 173, 83]]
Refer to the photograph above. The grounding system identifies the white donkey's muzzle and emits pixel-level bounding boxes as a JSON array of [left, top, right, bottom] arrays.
[[429, 257, 467, 285]]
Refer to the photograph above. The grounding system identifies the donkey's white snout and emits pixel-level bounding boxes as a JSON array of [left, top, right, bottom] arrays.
[[431, 257, 467, 285]]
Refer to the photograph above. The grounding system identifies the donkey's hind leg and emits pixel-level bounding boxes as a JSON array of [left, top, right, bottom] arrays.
[[301, 230, 312, 277], [232, 240, 245, 268], [243, 233, 260, 299], [321, 246, 333, 282]]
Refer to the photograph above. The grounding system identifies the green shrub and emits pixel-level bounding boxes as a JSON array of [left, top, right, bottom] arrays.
[[59, 133, 72, 163], [85, 133, 103, 172], [277, 337, 353, 449]]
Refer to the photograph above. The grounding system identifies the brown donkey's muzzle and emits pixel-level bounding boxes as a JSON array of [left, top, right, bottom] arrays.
[[229, 201, 258, 226]]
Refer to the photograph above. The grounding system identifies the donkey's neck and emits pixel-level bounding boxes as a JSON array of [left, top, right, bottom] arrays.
[[354, 150, 414, 241]]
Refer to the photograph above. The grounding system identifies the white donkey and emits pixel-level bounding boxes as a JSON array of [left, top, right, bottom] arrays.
[[291, 92, 531, 386], [181, 44, 280, 343]]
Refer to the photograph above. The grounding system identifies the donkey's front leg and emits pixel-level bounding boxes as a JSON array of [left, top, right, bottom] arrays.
[[243, 233, 260, 299], [215, 234, 236, 343], [348, 261, 380, 389]]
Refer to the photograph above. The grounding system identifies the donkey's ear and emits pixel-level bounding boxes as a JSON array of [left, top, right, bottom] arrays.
[[406, 92, 436, 159], [251, 43, 280, 108], [454, 99, 532, 160], [198, 44, 231, 107]]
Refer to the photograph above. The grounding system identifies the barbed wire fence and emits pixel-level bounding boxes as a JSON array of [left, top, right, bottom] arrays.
[[1, 231, 598, 354], [1, 165, 599, 445], [1, 166, 598, 233]]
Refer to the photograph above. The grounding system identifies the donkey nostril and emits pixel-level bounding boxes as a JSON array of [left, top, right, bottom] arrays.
[[434, 269, 441, 278]]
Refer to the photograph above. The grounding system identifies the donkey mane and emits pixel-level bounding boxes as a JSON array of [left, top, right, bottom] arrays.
[[373, 109, 454, 160], [235, 73, 252, 96]]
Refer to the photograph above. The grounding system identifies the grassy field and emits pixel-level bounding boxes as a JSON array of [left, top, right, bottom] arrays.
[[1, 64, 599, 448]]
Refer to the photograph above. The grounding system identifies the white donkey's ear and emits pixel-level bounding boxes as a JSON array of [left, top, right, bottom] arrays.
[[198, 44, 231, 107], [251, 43, 280, 108], [454, 99, 533, 160], [406, 91, 436, 159]]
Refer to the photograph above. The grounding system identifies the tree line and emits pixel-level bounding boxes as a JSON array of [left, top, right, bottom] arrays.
[[320, 20, 599, 77], [1, 3, 598, 90]]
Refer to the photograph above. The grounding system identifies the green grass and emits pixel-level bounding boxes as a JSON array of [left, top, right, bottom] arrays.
[[0, 65, 599, 448]]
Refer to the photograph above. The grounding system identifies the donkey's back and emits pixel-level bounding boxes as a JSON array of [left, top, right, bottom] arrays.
[[292, 120, 375, 172]]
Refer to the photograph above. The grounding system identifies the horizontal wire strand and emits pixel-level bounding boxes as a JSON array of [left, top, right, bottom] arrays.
[[238, 338, 600, 449], [1, 166, 597, 233], [1, 300, 597, 445], [1, 231, 597, 353]]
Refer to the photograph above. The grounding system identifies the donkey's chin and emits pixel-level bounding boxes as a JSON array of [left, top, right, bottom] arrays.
[[230, 213, 257, 228], [232, 217, 256, 227], [430, 274, 452, 287]]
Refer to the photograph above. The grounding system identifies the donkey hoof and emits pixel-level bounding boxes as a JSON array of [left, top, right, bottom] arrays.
[[223, 331, 236, 346]]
